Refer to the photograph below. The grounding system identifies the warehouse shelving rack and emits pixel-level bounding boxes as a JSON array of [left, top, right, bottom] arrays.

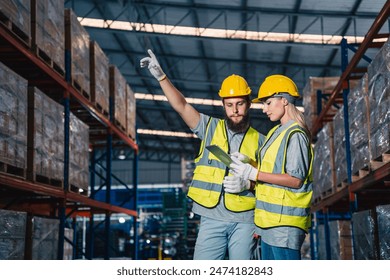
[[309, 2, 390, 259], [0, 19, 138, 259]]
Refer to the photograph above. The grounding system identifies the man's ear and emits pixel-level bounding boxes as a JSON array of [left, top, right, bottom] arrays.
[[282, 97, 289, 106]]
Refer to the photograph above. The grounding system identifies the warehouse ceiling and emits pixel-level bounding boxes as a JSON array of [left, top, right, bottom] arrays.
[[64, 0, 389, 163]]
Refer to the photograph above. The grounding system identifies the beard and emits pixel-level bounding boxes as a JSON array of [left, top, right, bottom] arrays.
[[224, 112, 250, 133]]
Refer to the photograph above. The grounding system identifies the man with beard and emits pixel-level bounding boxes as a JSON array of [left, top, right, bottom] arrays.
[[140, 50, 265, 260]]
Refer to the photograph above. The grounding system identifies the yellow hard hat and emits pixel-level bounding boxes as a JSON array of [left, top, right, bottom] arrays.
[[253, 74, 300, 103], [218, 74, 251, 98]]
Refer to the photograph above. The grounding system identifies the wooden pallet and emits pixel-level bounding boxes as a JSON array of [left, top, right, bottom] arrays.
[[0, 161, 26, 178], [0, 11, 30, 47], [370, 150, 390, 171], [32, 45, 65, 77], [114, 119, 126, 133], [351, 166, 370, 183], [71, 78, 90, 101], [93, 101, 109, 118], [30, 173, 64, 189], [320, 187, 334, 200]]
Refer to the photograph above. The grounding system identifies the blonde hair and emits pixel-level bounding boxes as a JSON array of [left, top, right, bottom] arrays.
[[286, 103, 312, 141]]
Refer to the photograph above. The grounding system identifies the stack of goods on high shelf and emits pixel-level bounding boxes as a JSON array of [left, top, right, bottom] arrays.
[[352, 204, 390, 260], [109, 65, 137, 140], [90, 40, 110, 117], [0, 62, 27, 177], [0, 2, 136, 140], [307, 37, 390, 196], [69, 112, 89, 195], [27, 86, 89, 194], [366, 37, 389, 165], [27, 87, 64, 187], [316, 220, 353, 260], [0, 208, 74, 260], [65, 8, 90, 98], [0, 0, 30, 44], [303, 77, 343, 132], [312, 122, 335, 202], [31, 0, 65, 76]]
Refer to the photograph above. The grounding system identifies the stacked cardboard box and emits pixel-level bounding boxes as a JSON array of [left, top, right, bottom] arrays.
[[65, 9, 90, 97], [351, 209, 378, 260], [109, 65, 127, 131], [69, 112, 89, 195], [376, 204, 390, 260], [367, 37, 390, 162], [0, 62, 27, 173], [31, 0, 65, 75], [0, 0, 30, 42], [313, 122, 335, 199], [348, 74, 370, 176], [90, 40, 110, 115], [31, 216, 59, 260], [329, 220, 353, 259], [333, 106, 348, 186], [27, 87, 64, 185], [0, 209, 27, 260], [126, 84, 136, 140]]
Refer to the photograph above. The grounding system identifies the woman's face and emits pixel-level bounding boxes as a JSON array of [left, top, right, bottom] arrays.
[[261, 97, 286, 122]]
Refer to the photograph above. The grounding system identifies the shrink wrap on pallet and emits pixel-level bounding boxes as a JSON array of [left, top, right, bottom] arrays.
[[32, 0, 65, 74], [0, 209, 27, 260], [0, 61, 27, 170]]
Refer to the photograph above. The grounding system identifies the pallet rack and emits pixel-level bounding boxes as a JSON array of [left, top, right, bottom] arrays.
[[309, 2, 390, 259], [0, 17, 138, 259]]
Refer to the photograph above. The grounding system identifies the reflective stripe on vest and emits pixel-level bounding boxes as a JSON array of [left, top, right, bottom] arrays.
[[254, 122, 313, 231], [187, 118, 264, 212]]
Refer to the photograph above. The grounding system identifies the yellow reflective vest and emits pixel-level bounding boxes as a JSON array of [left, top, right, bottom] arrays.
[[254, 122, 313, 232], [187, 118, 264, 212]]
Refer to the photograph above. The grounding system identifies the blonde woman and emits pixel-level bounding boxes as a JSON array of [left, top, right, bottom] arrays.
[[230, 74, 313, 260]]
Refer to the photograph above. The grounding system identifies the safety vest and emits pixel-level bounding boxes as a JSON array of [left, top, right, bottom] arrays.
[[187, 118, 264, 212], [254, 122, 313, 232]]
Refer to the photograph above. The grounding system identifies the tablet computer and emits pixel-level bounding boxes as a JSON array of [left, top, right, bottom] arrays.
[[206, 145, 233, 167]]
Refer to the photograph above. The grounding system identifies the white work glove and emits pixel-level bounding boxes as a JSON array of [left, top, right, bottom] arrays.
[[230, 151, 250, 163], [140, 49, 166, 81], [230, 157, 258, 181], [223, 175, 250, 193]]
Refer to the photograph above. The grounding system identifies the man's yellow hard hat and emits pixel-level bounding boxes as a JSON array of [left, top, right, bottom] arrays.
[[218, 74, 251, 98]]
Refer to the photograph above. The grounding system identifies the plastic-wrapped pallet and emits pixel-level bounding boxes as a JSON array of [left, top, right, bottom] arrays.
[[0, 0, 30, 42], [27, 87, 64, 185], [348, 74, 370, 175], [367, 37, 390, 161], [0, 209, 27, 260], [109, 65, 127, 131], [316, 223, 326, 260], [31, 0, 65, 75], [65, 9, 90, 96], [313, 122, 335, 199], [126, 83, 136, 140], [0, 61, 27, 172], [69, 112, 89, 195], [303, 77, 340, 131], [302, 76, 359, 131], [333, 106, 347, 186], [90, 40, 109, 115], [32, 216, 59, 260], [351, 209, 378, 259], [376, 204, 390, 260], [63, 227, 74, 260], [329, 220, 353, 260]]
